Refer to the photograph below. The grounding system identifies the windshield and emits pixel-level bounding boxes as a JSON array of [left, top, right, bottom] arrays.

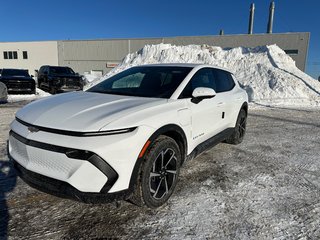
[[49, 67, 75, 75], [87, 66, 192, 98], [1, 69, 30, 77]]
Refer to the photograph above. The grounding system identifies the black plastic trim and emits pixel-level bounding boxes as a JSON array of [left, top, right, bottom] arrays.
[[9, 131, 118, 193], [11, 158, 129, 203], [15, 117, 136, 137], [186, 128, 234, 161]]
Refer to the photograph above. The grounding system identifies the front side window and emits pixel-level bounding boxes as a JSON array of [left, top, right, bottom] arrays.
[[179, 68, 215, 98], [88, 66, 192, 98]]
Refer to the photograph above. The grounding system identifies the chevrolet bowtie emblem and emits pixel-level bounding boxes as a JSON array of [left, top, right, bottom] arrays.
[[28, 126, 39, 133]]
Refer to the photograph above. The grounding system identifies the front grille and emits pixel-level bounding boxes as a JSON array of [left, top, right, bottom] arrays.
[[9, 133, 82, 179], [9, 131, 119, 195], [9, 134, 29, 166], [7, 81, 32, 89]]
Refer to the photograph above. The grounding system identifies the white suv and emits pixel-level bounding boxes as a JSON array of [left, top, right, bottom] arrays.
[[8, 64, 248, 208]]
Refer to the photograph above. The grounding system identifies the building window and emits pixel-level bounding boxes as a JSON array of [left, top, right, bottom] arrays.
[[3, 51, 18, 59], [284, 49, 299, 55], [23, 51, 28, 59]]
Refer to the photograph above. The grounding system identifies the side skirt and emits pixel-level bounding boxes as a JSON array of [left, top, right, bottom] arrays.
[[185, 128, 234, 162]]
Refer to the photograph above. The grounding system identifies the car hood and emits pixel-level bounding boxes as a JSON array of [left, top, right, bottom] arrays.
[[16, 91, 167, 132]]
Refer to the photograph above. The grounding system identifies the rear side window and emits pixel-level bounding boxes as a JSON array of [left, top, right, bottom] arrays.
[[212, 69, 235, 93]]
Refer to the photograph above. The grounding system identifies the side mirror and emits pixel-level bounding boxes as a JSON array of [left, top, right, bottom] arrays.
[[30, 75, 34, 78], [191, 87, 216, 104]]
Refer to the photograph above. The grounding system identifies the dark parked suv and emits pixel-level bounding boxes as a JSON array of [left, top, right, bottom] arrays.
[[37, 66, 83, 94], [0, 69, 36, 94]]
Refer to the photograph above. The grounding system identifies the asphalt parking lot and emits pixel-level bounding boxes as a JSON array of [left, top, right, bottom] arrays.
[[1, 102, 320, 239]]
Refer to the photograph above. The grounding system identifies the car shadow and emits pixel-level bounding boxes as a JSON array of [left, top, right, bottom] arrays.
[[0, 159, 17, 239]]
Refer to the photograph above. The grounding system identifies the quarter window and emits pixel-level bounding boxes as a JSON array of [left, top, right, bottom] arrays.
[[212, 69, 235, 93]]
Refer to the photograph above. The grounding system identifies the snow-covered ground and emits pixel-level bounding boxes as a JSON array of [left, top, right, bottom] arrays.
[[87, 44, 320, 107], [1, 102, 320, 239], [6, 88, 50, 103]]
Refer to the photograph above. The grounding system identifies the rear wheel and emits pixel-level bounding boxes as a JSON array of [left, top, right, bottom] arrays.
[[225, 109, 247, 145], [129, 135, 181, 208]]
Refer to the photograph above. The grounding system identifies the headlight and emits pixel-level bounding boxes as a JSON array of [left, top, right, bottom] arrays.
[[83, 127, 137, 136]]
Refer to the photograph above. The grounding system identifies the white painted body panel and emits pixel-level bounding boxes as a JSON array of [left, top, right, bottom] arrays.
[[9, 64, 248, 194]]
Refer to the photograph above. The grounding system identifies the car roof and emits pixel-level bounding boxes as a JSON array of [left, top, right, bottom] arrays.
[[134, 63, 234, 74], [2, 68, 28, 71]]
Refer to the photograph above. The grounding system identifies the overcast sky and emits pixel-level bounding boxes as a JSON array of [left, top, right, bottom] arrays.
[[1, 0, 319, 78]]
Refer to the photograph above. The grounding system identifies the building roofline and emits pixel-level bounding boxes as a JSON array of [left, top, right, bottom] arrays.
[[0, 32, 310, 44]]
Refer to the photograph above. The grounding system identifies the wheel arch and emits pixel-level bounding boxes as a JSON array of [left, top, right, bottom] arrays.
[[148, 124, 188, 163], [128, 124, 188, 192]]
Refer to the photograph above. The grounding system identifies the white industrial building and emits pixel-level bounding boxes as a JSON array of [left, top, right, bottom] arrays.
[[0, 33, 310, 77], [0, 41, 58, 76]]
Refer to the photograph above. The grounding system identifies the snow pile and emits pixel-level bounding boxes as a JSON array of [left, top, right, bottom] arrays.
[[7, 88, 50, 103], [83, 73, 100, 83], [89, 44, 320, 107]]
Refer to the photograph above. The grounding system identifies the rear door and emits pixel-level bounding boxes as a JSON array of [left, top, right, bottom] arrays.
[[212, 69, 238, 130], [211, 69, 239, 129]]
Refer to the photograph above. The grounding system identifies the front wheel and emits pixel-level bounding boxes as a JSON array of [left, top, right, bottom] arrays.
[[49, 86, 56, 94], [225, 108, 247, 145], [129, 135, 181, 208]]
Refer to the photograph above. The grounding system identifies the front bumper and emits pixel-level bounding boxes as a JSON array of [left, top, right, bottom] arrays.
[[9, 119, 153, 195], [6, 81, 35, 94], [11, 158, 130, 203]]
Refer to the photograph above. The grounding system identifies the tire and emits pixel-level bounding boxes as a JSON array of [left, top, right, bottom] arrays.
[[225, 108, 247, 145], [129, 135, 181, 208], [49, 86, 56, 94]]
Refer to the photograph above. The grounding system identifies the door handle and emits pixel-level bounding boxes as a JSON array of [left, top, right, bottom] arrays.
[[217, 102, 225, 105]]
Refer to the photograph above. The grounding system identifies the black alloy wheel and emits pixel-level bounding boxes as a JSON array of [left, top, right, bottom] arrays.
[[129, 135, 181, 208], [149, 148, 177, 200], [225, 108, 247, 145]]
